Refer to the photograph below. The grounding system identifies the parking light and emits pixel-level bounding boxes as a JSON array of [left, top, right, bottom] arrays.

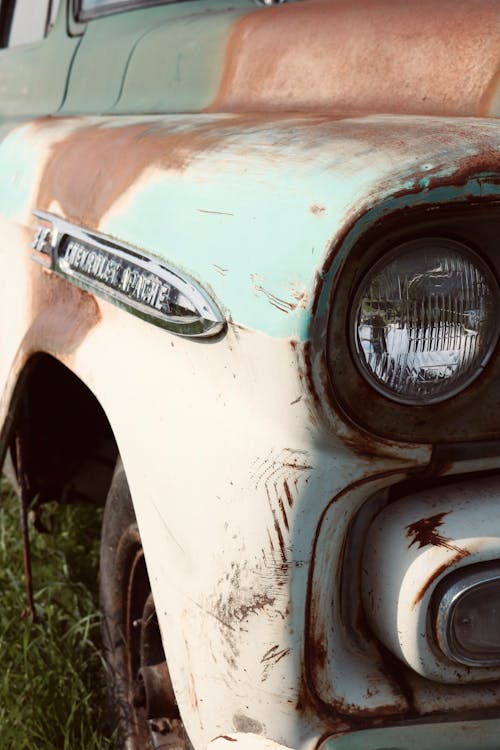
[[434, 563, 500, 667]]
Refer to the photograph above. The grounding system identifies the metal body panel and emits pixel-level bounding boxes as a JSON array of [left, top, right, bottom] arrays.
[[59, 0, 500, 117], [4, 113, 497, 344], [0, 0, 498, 747], [212, 0, 500, 117], [61, 0, 254, 114], [0, 108, 497, 745], [0, 4, 79, 117]]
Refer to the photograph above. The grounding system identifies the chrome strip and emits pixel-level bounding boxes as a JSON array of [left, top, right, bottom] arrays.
[[32, 211, 225, 338], [434, 561, 500, 667]]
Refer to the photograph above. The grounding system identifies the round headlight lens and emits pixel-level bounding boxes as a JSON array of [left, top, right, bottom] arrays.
[[352, 238, 499, 404]]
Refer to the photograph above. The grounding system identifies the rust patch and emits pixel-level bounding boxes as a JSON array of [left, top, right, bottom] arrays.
[[24, 262, 101, 362], [212, 561, 285, 670], [394, 149, 500, 200], [413, 550, 470, 607], [35, 113, 300, 229], [308, 624, 328, 672], [310, 204, 326, 216], [213, 0, 500, 117], [406, 512, 468, 555]]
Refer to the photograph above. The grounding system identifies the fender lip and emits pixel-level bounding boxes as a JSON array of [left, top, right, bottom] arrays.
[[31, 209, 226, 338]]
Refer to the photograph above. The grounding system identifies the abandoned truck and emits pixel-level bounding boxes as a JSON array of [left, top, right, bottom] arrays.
[[0, 0, 499, 747]]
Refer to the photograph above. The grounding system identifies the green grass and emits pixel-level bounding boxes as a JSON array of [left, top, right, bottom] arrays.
[[0, 479, 114, 749]]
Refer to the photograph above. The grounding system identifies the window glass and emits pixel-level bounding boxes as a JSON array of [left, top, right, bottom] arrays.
[[8, 0, 60, 47], [78, 0, 171, 20]]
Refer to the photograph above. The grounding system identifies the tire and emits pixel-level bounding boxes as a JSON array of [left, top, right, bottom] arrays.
[[100, 462, 183, 750]]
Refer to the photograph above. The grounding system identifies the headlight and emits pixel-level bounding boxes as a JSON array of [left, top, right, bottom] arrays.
[[351, 238, 500, 404], [434, 563, 500, 667]]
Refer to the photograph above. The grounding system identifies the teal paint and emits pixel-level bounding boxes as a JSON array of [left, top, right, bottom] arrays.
[[312, 174, 500, 327], [112, 4, 254, 114], [99, 115, 500, 339], [3, 113, 498, 340], [0, 3, 79, 117], [62, 1, 254, 115], [0, 122, 41, 220]]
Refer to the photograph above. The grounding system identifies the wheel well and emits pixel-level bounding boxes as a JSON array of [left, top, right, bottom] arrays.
[[6, 353, 118, 507]]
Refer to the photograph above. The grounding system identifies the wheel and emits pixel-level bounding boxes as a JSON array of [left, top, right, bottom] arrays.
[[100, 462, 183, 750]]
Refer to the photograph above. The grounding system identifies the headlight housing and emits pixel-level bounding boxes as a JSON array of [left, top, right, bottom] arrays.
[[434, 563, 500, 667], [351, 238, 500, 404]]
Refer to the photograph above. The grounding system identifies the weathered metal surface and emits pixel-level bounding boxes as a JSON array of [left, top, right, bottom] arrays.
[[60, 0, 500, 118], [0, 2, 498, 749], [305, 472, 411, 719], [362, 476, 500, 682], [9, 113, 497, 346], [0, 106, 498, 747], [212, 0, 500, 117]]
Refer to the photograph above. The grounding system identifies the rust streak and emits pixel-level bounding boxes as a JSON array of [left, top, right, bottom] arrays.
[[278, 495, 289, 531], [283, 479, 294, 508], [406, 512, 467, 554], [273, 516, 287, 563], [261, 644, 280, 662], [413, 550, 470, 607]]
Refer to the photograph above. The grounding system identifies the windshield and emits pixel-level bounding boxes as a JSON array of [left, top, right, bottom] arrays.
[[77, 0, 179, 20]]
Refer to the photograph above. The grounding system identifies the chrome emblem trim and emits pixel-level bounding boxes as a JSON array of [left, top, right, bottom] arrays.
[[32, 211, 225, 338]]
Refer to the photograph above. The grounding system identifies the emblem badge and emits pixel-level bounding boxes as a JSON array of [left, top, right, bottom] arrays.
[[32, 211, 225, 338]]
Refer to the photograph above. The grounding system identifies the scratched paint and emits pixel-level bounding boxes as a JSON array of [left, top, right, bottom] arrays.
[[85, 116, 500, 340], [0, 115, 496, 342], [0, 1, 497, 747]]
